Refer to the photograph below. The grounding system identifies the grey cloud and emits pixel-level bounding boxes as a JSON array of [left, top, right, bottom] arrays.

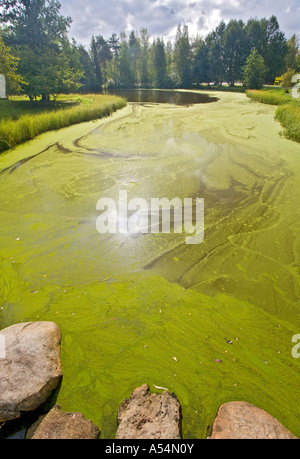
[[60, 0, 300, 46]]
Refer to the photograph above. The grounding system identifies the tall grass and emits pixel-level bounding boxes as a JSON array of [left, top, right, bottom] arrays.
[[0, 95, 127, 152], [276, 105, 300, 143], [246, 89, 300, 143], [246, 89, 292, 105]]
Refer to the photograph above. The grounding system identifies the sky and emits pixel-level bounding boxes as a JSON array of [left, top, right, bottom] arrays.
[[59, 0, 300, 47]]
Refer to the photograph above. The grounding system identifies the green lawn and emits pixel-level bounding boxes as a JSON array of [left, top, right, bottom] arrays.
[[0, 94, 127, 152], [0, 95, 93, 120]]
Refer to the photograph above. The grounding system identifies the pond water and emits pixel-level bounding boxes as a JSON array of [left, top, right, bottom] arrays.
[[0, 91, 300, 439], [103, 89, 218, 105]]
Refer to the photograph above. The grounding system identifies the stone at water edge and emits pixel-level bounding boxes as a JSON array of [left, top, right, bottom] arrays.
[[26, 404, 100, 439], [210, 401, 298, 439], [0, 322, 62, 422], [116, 384, 181, 439]]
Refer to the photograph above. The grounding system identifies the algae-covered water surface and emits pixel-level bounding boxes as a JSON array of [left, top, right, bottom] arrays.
[[0, 90, 300, 438]]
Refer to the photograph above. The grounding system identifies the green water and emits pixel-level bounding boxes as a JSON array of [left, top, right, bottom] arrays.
[[0, 91, 300, 438]]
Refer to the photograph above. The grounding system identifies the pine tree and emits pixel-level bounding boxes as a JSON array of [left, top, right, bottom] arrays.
[[153, 38, 167, 88]]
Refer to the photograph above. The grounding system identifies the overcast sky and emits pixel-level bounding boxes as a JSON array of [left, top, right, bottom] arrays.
[[59, 0, 300, 47]]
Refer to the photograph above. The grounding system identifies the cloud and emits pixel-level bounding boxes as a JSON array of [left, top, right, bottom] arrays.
[[59, 0, 300, 46]]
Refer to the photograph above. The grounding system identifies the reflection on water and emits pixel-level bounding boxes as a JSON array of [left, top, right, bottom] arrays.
[[1, 93, 300, 439], [103, 89, 218, 105]]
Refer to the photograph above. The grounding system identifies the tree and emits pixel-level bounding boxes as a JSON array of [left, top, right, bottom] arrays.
[[93, 35, 112, 84], [107, 33, 120, 87], [0, 34, 25, 94], [153, 38, 167, 88], [57, 38, 83, 94], [78, 44, 97, 92], [281, 68, 297, 91], [140, 28, 150, 87], [296, 53, 300, 72], [206, 21, 226, 85], [90, 36, 103, 91], [286, 35, 299, 69], [192, 39, 210, 85], [245, 18, 267, 57], [223, 19, 248, 85], [174, 25, 192, 88], [243, 49, 265, 89], [119, 40, 135, 88], [0, 0, 82, 99], [263, 16, 288, 83], [128, 31, 140, 86]]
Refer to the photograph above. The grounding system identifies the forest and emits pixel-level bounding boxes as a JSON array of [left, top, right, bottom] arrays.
[[0, 0, 300, 98]]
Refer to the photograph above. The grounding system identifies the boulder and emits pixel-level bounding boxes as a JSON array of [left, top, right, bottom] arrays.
[[210, 401, 297, 439], [26, 404, 100, 439], [116, 384, 181, 439], [0, 322, 62, 422]]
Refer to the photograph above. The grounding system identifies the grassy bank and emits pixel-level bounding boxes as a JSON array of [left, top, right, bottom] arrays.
[[246, 88, 300, 143], [276, 104, 300, 143], [246, 88, 292, 105], [0, 94, 127, 152]]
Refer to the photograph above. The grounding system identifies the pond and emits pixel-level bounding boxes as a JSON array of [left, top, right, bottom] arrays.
[[0, 91, 300, 439], [103, 88, 218, 105]]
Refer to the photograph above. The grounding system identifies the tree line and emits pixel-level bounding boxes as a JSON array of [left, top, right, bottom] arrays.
[[0, 0, 300, 99]]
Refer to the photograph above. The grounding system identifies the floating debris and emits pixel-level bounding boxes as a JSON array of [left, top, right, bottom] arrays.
[[173, 356, 177, 362], [227, 340, 233, 344], [153, 385, 168, 391], [216, 359, 222, 363]]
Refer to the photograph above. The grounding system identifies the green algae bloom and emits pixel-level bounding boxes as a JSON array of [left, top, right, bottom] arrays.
[[1, 91, 300, 438]]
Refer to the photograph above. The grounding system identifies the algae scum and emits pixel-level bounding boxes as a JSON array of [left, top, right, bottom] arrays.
[[0, 91, 300, 438]]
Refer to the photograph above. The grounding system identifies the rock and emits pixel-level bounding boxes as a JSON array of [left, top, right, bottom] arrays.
[[0, 322, 62, 422], [26, 405, 100, 439], [210, 401, 298, 439], [115, 384, 181, 439]]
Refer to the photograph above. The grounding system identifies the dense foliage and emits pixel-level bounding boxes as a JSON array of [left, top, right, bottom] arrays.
[[0, 1, 299, 96]]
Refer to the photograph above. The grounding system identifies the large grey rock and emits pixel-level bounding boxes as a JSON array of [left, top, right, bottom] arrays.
[[0, 322, 62, 422], [210, 401, 297, 439], [26, 404, 100, 439], [116, 384, 181, 439]]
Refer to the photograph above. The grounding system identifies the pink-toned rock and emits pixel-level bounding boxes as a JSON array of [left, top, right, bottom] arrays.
[[210, 402, 297, 439], [0, 322, 62, 422], [26, 405, 100, 439], [116, 384, 181, 439]]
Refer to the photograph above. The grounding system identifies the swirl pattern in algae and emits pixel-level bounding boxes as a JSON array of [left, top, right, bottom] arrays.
[[0, 91, 300, 438]]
